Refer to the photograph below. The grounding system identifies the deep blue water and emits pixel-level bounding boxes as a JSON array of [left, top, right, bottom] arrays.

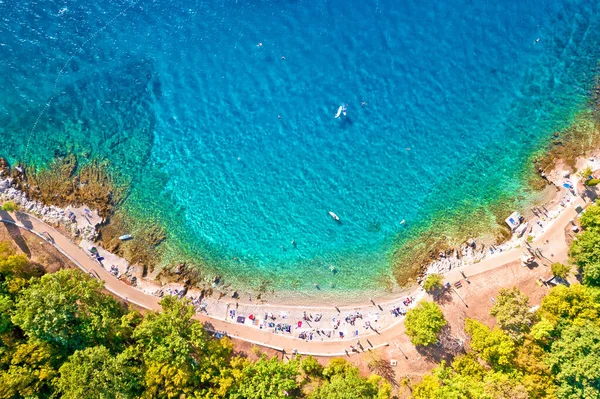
[[1, 0, 599, 293]]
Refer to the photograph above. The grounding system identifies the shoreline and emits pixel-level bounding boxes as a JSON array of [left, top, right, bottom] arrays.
[[0, 156, 592, 352], [0, 150, 598, 308], [1, 151, 597, 307]]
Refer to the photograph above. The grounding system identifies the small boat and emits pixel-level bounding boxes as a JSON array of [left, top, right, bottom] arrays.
[[342, 104, 347, 116], [118, 234, 133, 241], [329, 211, 340, 221], [335, 105, 343, 119]]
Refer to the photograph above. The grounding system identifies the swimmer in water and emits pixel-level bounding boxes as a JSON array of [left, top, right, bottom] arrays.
[[281, 56, 285, 60], [361, 101, 367, 107], [257, 42, 263, 47]]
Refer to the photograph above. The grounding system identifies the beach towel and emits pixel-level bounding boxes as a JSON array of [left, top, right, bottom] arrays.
[[236, 316, 245, 324]]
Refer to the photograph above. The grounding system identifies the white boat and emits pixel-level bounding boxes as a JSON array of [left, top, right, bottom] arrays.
[[335, 106, 343, 118], [329, 211, 340, 221], [119, 234, 133, 241], [342, 104, 347, 116]]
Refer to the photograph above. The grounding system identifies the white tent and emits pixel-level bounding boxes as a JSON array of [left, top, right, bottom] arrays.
[[505, 211, 521, 230]]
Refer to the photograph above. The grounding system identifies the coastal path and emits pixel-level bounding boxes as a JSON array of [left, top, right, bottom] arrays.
[[0, 193, 583, 356]]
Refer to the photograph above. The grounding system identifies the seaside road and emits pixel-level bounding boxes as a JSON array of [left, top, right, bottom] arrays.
[[0, 196, 583, 356]]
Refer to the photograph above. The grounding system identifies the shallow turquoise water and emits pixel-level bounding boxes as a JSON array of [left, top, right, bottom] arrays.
[[1, 0, 599, 293]]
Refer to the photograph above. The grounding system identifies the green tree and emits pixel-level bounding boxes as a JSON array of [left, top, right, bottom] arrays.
[[551, 262, 571, 280], [513, 340, 557, 398], [0, 247, 40, 281], [0, 295, 13, 335], [579, 204, 600, 232], [300, 355, 323, 379], [465, 319, 515, 369], [11, 270, 125, 352], [490, 287, 536, 341], [54, 346, 142, 399], [423, 274, 444, 293], [322, 358, 356, 379], [546, 320, 600, 399], [538, 284, 600, 331], [404, 301, 447, 346], [0, 201, 18, 212], [310, 359, 390, 399], [569, 231, 600, 286], [0, 341, 59, 398], [133, 295, 232, 398], [231, 355, 300, 399], [579, 166, 593, 181], [412, 357, 487, 399], [482, 371, 529, 399]]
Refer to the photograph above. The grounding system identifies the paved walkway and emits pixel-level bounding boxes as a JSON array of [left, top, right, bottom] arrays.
[[0, 194, 583, 356]]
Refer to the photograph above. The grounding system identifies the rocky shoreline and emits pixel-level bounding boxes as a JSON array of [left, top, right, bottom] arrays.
[[0, 176, 99, 242], [420, 151, 600, 282]]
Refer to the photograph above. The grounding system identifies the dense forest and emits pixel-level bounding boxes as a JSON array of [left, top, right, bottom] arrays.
[[1, 205, 600, 398]]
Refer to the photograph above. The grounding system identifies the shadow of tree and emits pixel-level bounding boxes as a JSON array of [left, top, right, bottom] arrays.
[[432, 289, 454, 305], [3, 221, 31, 257], [415, 325, 465, 364], [14, 212, 33, 229], [367, 354, 398, 387]]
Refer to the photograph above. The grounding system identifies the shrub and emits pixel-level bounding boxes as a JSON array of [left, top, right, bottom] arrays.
[[579, 166, 593, 180], [586, 178, 600, 186], [1, 201, 18, 212]]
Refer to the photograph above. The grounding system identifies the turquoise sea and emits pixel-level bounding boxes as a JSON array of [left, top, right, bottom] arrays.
[[1, 0, 600, 295]]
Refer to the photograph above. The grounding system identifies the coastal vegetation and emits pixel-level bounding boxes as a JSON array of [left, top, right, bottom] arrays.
[[0, 202, 17, 212], [411, 201, 600, 398], [0, 240, 391, 399]]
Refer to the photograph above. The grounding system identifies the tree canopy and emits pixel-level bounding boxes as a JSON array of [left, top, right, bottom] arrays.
[[490, 287, 536, 341], [546, 320, 600, 399], [570, 204, 600, 286], [465, 320, 516, 369], [309, 359, 391, 399], [11, 270, 125, 353], [55, 346, 142, 399], [569, 230, 600, 286], [423, 274, 444, 293], [404, 301, 447, 346], [551, 262, 571, 280]]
